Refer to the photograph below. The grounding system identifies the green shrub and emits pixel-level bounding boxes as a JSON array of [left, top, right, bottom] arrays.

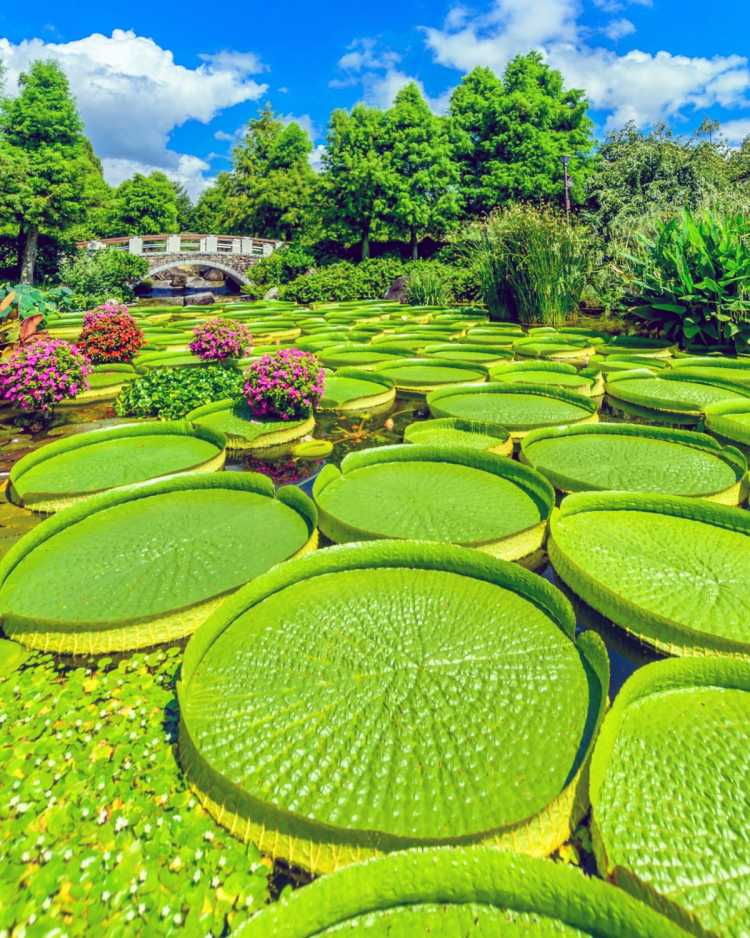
[[467, 205, 592, 325], [60, 248, 149, 309], [248, 244, 314, 288], [280, 258, 406, 304], [114, 365, 244, 420], [239, 281, 264, 300], [621, 209, 750, 347]]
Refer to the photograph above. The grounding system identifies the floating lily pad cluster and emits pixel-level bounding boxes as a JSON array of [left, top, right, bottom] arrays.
[[2, 298, 750, 936]]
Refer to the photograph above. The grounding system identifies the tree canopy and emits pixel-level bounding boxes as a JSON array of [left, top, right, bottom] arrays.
[[104, 171, 180, 237]]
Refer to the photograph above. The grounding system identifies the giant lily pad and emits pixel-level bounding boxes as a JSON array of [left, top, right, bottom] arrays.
[[59, 364, 136, 406], [187, 398, 314, 452], [490, 361, 604, 396], [704, 399, 750, 448], [238, 847, 689, 938], [313, 444, 553, 560], [424, 342, 514, 365], [403, 417, 512, 455], [179, 540, 608, 872], [549, 491, 750, 658], [521, 423, 746, 505], [317, 368, 396, 413], [590, 657, 750, 936], [0, 637, 28, 678], [428, 383, 598, 439], [0, 472, 317, 654], [371, 357, 487, 393], [317, 344, 409, 369], [8, 422, 227, 512], [606, 370, 750, 422]]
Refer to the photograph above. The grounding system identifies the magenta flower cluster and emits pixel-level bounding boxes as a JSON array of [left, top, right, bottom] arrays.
[[82, 301, 131, 327], [0, 338, 92, 415], [190, 318, 253, 361], [243, 349, 325, 420]]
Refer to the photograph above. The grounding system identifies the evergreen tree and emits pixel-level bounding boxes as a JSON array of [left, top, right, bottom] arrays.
[[449, 54, 594, 216], [385, 83, 459, 258], [319, 104, 395, 259], [104, 171, 180, 236], [0, 60, 90, 283]]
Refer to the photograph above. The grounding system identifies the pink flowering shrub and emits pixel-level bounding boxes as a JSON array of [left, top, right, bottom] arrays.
[[243, 349, 325, 420], [190, 318, 253, 362], [0, 338, 92, 415]]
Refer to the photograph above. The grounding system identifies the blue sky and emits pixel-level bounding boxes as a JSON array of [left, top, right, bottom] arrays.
[[1, 0, 749, 198]]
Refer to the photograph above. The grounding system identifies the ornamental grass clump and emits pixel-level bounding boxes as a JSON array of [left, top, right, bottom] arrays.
[[0, 338, 91, 416], [77, 303, 144, 364], [243, 349, 324, 420], [190, 318, 253, 362]]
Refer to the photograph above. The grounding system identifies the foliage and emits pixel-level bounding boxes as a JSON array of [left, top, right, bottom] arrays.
[[59, 249, 149, 308], [0, 283, 72, 321], [238, 281, 264, 300], [243, 349, 324, 419], [77, 304, 144, 363], [385, 83, 460, 258], [0, 337, 91, 414], [621, 209, 750, 347], [0, 61, 91, 283], [189, 318, 252, 361], [247, 243, 314, 288], [0, 648, 270, 936], [114, 365, 243, 420], [319, 105, 395, 259], [103, 172, 180, 237], [406, 262, 451, 306], [468, 205, 592, 325], [449, 55, 594, 217], [280, 258, 405, 303]]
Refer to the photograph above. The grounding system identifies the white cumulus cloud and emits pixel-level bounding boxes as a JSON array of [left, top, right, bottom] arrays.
[[0, 29, 268, 198]]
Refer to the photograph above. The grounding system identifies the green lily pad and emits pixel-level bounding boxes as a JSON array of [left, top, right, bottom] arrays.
[[313, 444, 553, 558], [179, 540, 608, 872], [549, 491, 750, 658], [705, 399, 750, 447], [187, 399, 314, 451], [522, 423, 746, 503], [237, 847, 689, 937], [9, 422, 226, 511], [0, 637, 28, 678], [316, 368, 395, 413], [0, 472, 317, 653], [428, 383, 598, 438], [590, 657, 750, 936], [403, 417, 512, 454], [371, 357, 487, 392]]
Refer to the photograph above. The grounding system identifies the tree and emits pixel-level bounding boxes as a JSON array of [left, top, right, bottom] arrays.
[[0, 60, 90, 283], [222, 105, 316, 240], [449, 54, 594, 216], [171, 181, 193, 231], [319, 104, 395, 259], [187, 174, 232, 232], [59, 247, 148, 308], [384, 83, 460, 258], [585, 122, 738, 239], [104, 172, 180, 236]]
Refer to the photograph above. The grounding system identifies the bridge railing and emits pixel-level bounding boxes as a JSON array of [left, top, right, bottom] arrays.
[[76, 233, 284, 259]]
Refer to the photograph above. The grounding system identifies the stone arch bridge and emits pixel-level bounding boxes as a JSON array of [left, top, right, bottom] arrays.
[[76, 233, 285, 286]]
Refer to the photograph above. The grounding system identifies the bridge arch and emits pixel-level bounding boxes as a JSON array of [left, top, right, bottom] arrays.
[[145, 259, 250, 286]]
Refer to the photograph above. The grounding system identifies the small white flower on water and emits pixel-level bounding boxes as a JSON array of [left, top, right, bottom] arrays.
[[97, 809, 107, 825], [114, 816, 128, 832]]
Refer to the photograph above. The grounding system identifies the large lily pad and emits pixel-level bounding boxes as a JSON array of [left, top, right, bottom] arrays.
[[316, 368, 395, 413], [0, 472, 317, 653], [403, 417, 512, 455], [606, 370, 750, 420], [313, 444, 553, 560], [8, 422, 227, 512], [549, 491, 750, 658], [238, 847, 689, 937], [590, 657, 750, 936], [490, 361, 603, 396], [179, 540, 608, 872], [428, 383, 598, 438], [522, 423, 746, 504], [704, 399, 750, 447], [371, 357, 487, 393], [187, 398, 314, 452]]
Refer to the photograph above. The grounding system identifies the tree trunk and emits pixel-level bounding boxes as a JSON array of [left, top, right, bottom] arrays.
[[361, 226, 370, 261], [410, 230, 419, 260], [19, 226, 39, 285]]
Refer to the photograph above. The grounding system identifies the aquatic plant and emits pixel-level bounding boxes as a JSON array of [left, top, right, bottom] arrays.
[[77, 304, 144, 364], [190, 318, 253, 362], [0, 337, 91, 415], [114, 365, 244, 420], [243, 349, 325, 420]]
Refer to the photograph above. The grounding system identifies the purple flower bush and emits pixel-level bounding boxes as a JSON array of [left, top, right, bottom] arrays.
[[0, 338, 92, 415], [190, 318, 253, 362], [243, 349, 325, 420]]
